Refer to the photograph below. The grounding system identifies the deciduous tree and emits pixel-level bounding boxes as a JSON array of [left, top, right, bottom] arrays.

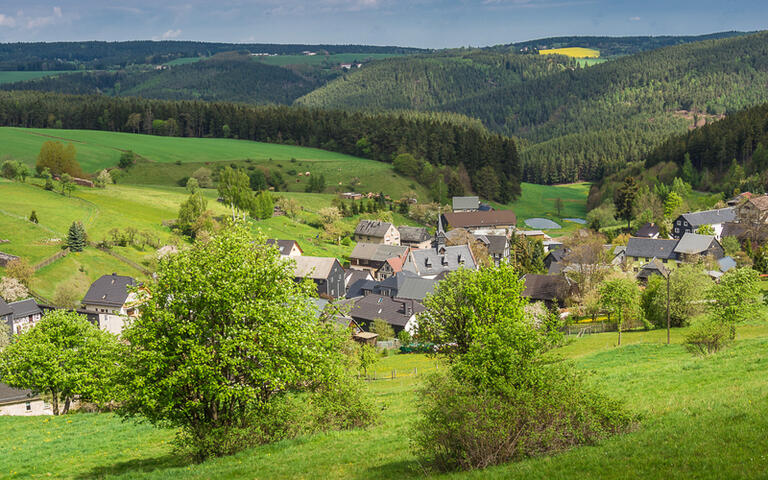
[[599, 276, 642, 346]]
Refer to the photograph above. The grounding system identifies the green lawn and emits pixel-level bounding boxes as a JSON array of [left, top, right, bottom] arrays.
[[256, 53, 406, 67], [495, 182, 591, 237], [163, 57, 204, 66], [0, 127, 429, 200], [2, 324, 768, 479], [0, 71, 77, 84]]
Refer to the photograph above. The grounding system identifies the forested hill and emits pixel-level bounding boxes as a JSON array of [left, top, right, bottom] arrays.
[[294, 50, 571, 111], [645, 102, 768, 193], [0, 91, 521, 202], [0, 41, 428, 71], [505, 31, 750, 57], [1, 53, 320, 105], [301, 31, 768, 184]]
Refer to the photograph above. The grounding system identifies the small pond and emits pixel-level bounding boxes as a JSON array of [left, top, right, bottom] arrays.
[[524, 218, 562, 229]]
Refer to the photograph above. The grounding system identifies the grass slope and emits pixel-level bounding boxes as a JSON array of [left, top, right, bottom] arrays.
[[0, 71, 75, 84], [496, 182, 590, 236], [2, 324, 767, 479], [0, 127, 428, 200], [539, 47, 600, 58]]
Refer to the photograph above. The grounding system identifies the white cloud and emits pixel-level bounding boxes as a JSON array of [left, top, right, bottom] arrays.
[[25, 7, 64, 29], [0, 14, 16, 27], [53, 6, 62, 18], [629, 16, 641, 21], [153, 29, 182, 40]]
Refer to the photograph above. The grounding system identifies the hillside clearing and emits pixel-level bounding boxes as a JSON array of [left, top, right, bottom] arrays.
[[1, 324, 767, 479], [538, 47, 600, 58], [496, 182, 590, 236]]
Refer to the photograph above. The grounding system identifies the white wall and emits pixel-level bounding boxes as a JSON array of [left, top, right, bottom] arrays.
[[0, 399, 52, 416]]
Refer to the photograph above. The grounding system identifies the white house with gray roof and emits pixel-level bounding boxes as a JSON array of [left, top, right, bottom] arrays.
[[81, 274, 138, 335], [0, 383, 52, 416], [353, 220, 400, 245]]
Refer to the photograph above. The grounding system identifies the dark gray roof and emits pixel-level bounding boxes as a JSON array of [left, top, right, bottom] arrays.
[[346, 279, 377, 298], [636, 259, 669, 280], [674, 233, 718, 255], [625, 238, 679, 260], [635, 222, 660, 238], [522, 274, 572, 302], [0, 383, 33, 405], [345, 269, 373, 288], [9, 299, 41, 320], [347, 294, 425, 327], [484, 235, 508, 256], [266, 239, 301, 255], [452, 196, 480, 211], [0, 298, 12, 317], [547, 262, 565, 274], [680, 208, 736, 227], [398, 226, 431, 243], [350, 243, 409, 262], [546, 248, 568, 264], [402, 245, 476, 277], [82, 274, 136, 308], [347, 272, 436, 301], [354, 220, 394, 238]]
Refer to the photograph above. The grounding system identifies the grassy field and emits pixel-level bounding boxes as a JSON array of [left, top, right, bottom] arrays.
[[0, 127, 428, 200], [0, 71, 77, 84], [2, 323, 767, 479], [494, 182, 590, 237], [257, 53, 405, 67], [539, 47, 600, 58], [163, 57, 204, 66]]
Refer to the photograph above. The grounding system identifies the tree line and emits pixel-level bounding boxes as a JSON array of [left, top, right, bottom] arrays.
[[0, 90, 522, 202]]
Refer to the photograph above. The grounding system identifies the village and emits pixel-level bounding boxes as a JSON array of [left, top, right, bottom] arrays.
[[2, 190, 765, 416]]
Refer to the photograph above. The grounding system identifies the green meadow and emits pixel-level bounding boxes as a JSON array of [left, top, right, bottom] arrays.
[[2, 324, 767, 479], [495, 182, 591, 236], [0, 71, 77, 84]]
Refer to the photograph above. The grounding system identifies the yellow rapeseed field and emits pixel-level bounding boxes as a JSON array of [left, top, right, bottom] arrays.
[[539, 47, 600, 58]]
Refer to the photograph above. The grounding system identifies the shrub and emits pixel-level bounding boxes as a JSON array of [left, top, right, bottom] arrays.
[[684, 319, 733, 356], [370, 318, 395, 341], [397, 329, 412, 345], [413, 368, 635, 471]]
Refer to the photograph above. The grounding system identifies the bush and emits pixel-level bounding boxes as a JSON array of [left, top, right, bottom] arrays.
[[370, 318, 394, 341], [684, 319, 733, 356], [413, 368, 635, 471]]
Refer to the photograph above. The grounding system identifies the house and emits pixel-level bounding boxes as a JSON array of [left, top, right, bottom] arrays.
[[80, 274, 138, 335], [345, 294, 425, 334], [353, 220, 400, 245], [344, 268, 374, 294], [401, 244, 476, 279], [266, 239, 303, 257], [349, 244, 410, 280], [727, 192, 753, 206], [293, 256, 346, 299], [625, 238, 679, 266], [441, 210, 517, 231], [636, 259, 669, 284], [7, 298, 42, 335], [673, 233, 724, 261], [544, 248, 568, 270], [347, 271, 436, 301], [341, 192, 363, 200], [672, 208, 736, 239], [737, 195, 768, 225], [0, 383, 51, 416], [397, 226, 432, 249], [0, 298, 12, 329], [476, 234, 509, 265], [452, 196, 480, 212], [635, 222, 660, 239], [521, 274, 574, 308]]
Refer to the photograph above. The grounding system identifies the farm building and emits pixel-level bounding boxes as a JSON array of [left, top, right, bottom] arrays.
[[397, 226, 432, 249], [0, 383, 51, 416], [354, 220, 400, 245], [266, 239, 303, 257], [442, 210, 517, 231]]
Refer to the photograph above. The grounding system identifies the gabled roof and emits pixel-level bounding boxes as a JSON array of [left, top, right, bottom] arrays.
[[452, 196, 480, 210], [636, 258, 669, 279], [344, 268, 373, 287], [82, 274, 136, 308], [680, 207, 736, 227], [350, 243, 409, 262], [266, 239, 302, 255], [0, 383, 33, 405], [746, 195, 768, 211], [635, 222, 660, 238], [8, 299, 41, 320], [522, 274, 572, 302], [674, 233, 718, 255], [402, 244, 476, 277], [442, 210, 517, 229], [397, 226, 431, 243], [625, 238, 679, 260], [293, 256, 340, 280], [354, 220, 395, 238], [347, 294, 425, 327], [484, 235, 508, 256], [545, 248, 568, 264], [0, 298, 12, 317]]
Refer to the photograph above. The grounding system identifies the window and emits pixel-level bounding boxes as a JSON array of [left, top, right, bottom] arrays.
[[674, 228, 679, 233], [25, 402, 31, 412]]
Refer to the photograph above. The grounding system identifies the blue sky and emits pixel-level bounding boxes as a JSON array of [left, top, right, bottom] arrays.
[[0, 1, 765, 48]]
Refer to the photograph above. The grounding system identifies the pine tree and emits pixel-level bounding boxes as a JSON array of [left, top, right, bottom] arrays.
[[29, 210, 38, 224], [65, 221, 86, 252]]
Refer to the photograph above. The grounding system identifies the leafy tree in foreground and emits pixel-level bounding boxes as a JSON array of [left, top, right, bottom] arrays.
[[708, 267, 762, 337], [414, 264, 633, 470], [118, 224, 373, 459], [0, 310, 122, 414], [599, 276, 642, 346], [641, 264, 711, 328]]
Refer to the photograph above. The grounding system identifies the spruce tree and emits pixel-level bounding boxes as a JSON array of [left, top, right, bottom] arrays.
[[66, 221, 86, 252]]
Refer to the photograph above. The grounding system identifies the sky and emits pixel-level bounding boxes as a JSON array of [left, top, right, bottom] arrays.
[[0, 1, 766, 48]]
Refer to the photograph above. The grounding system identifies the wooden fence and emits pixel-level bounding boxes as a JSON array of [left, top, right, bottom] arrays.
[[94, 245, 151, 275], [33, 248, 69, 271], [562, 322, 617, 337]]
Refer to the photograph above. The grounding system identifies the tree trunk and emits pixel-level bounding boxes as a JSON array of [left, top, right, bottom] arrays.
[[63, 397, 71, 415], [51, 389, 59, 415]]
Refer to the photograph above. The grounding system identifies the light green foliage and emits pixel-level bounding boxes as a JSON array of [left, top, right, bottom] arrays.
[[684, 318, 733, 355], [696, 224, 715, 235], [708, 268, 762, 329], [587, 203, 618, 230], [177, 191, 209, 237], [59, 173, 75, 196], [65, 221, 87, 252], [396, 329, 412, 345], [671, 177, 692, 197], [185, 176, 199, 193], [5, 258, 34, 286], [218, 167, 255, 219], [117, 224, 371, 459], [356, 344, 378, 376], [370, 318, 395, 341], [1, 159, 30, 182], [253, 191, 274, 220], [392, 153, 423, 178], [721, 235, 741, 256], [95, 169, 112, 188], [36, 141, 81, 177], [664, 191, 683, 218], [599, 276, 642, 345], [641, 264, 711, 328], [118, 151, 136, 169], [0, 310, 122, 414], [191, 166, 213, 188]]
